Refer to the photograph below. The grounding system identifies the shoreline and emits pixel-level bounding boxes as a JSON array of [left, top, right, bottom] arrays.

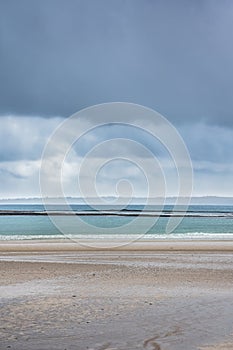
[[1, 238, 233, 252]]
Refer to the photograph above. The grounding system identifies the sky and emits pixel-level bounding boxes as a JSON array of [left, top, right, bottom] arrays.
[[0, 0, 233, 198]]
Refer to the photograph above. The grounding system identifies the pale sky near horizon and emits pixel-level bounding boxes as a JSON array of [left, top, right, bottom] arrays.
[[0, 0, 233, 198]]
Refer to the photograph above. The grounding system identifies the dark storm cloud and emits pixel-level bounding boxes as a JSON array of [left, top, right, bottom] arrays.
[[0, 0, 233, 124], [1, 1, 233, 198]]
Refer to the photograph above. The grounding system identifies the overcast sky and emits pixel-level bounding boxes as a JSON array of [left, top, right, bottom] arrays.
[[0, 0, 233, 198]]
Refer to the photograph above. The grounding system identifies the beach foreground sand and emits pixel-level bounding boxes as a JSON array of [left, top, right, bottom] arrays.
[[0, 241, 233, 350]]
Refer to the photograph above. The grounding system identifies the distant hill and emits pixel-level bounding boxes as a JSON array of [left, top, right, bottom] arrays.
[[1, 196, 233, 205]]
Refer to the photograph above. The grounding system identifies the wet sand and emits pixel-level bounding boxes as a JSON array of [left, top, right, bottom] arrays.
[[0, 243, 233, 349]]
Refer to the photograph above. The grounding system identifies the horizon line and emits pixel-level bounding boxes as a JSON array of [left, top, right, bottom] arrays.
[[1, 195, 233, 200]]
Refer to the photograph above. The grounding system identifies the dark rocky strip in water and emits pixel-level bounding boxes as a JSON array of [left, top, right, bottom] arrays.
[[0, 210, 232, 217]]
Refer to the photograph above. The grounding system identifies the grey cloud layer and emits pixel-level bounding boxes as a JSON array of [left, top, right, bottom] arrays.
[[1, 1, 233, 197], [0, 115, 232, 167], [0, 115, 232, 197], [1, 0, 233, 124], [0, 116, 62, 161]]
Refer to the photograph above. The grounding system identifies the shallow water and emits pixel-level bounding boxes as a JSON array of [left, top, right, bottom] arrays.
[[0, 204, 233, 240]]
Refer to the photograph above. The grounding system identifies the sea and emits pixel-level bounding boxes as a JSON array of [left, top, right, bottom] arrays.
[[0, 204, 233, 241]]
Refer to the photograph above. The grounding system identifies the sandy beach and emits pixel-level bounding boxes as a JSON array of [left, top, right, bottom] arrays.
[[1, 241, 233, 350]]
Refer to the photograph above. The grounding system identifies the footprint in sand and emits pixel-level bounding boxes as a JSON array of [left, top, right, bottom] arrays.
[[143, 336, 161, 350], [143, 326, 182, 349]]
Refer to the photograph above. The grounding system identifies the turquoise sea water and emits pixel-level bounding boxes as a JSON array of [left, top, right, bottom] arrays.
[[0, 204, 233, 240]]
